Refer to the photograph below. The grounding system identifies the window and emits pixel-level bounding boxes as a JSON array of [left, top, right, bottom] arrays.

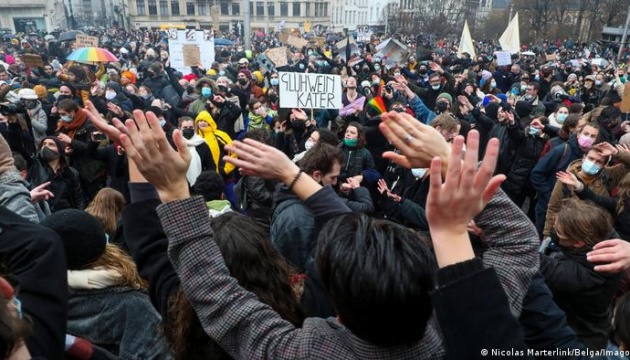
[[148, 0, 157, 15], [171, 0, 180, 15], [256, 1, 264, 16], [280, 2, 288, 16], [305, 2, 310, 17], [220, 1, 229, 15], [292, 2, 300, 17], [198, 0, 208, 15], [268, 2, 275, 17], [186, 1, 195, 15], [137, 0, 146, 15], [160, 0, 168, 15], [232, 2, 240, 15], [324, 3, 328, 17]]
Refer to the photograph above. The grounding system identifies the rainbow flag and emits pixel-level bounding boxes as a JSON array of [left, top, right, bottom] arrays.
[[366, 96, 387, 117]]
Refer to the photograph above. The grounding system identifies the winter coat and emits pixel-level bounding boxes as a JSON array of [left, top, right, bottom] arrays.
[[27, 102, 48, 145], [502, 126, 548, 198], [27, 157, 88, 212], [339, 145, 379, 185], [141, 73, 170, 99], [195, 111, 236, 177]]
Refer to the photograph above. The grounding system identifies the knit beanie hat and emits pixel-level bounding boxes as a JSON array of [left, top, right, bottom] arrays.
[[238, 68, 251, 80], [33, 85, 47, 99], [515, 101, 534, 119], [437, 93, 453, 104], [40, 209, 107, 270], [40, 136, 65, 154]]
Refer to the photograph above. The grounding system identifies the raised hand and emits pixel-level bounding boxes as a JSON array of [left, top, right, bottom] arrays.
[[556, 171, 581, 189], [593, 142, 618, 157], [30, 182, 54, 204], [82, 100, 127, 142], [118, 110, 191, 203], [377, 179, 390, 194], [224, 139, 299, 183], [57, 133, 72, 145], [425, 130, 505, 267], [379, 111, 451, 171], [587, 239, 630, 273]]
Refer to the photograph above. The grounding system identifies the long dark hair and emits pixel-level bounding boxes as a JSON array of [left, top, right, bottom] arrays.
[[165, 213, 304, 359]]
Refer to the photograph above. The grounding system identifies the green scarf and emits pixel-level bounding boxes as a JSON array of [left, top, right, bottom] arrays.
[[247, 112, 269, 130]]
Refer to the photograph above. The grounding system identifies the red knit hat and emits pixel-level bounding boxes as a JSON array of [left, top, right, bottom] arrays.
[[238, 68, 251, 79]]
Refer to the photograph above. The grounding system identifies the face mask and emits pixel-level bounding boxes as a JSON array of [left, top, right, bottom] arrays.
[[374, 64, 381, 71], [362, 68, 370, 73], [344, 138, 359, 147], [140, 94, 151, 99], [201, 87, 212, 97], [270, 78, 279, 86], [581, 159, 600, 175], [520, 84, 527, 92], [292, 121, 305, 132], [529, 126, 540, 136], [578, 135, 595, 148], [621, 76, 627, 84], [255, 107, 265, 115], [411, 168, 428, 178], [419, 70, 427, 75], [431, 84, 440, 91], [595, 80, 602, 86], [372, 79, 380, 86], [524, 94, 534, 100], [182, 128, 195, 139], [60, 115, 72, 123], [436, 101, 448, 113], [298, 63, 305, 70], [534, 75, 540, 82], [24, 100, 37, 109], [57, 94, 72, 102], [39, 147, 59, 161], [585, 82, 593, 89], [490, 81, 496, 88], [238, 78, 248, 86], [305, 140, 315, 151], [219, 70, 226, 76], [511, 88, 520, 96], [217, 85, 228, 93], [556, 113, 568, 124], [159, 119, 166, 128], [393, 72, 401, 76], [268, 94, 278, 102], [105, 91, 116, 100]]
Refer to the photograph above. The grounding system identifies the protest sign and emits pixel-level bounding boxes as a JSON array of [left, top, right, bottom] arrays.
[[169, 29, 215, 74], [375, 38, 409, 68], [287, 35, 308, 49], [182, 44, 201, 66], [337, 37, 361, 61], [278, 32, 289, 44], [495, 51, 512, 66], [265, 47, 288, 67], [22, 54, 43, 68], [621, 83, 630, 113], [545, 53, 557, 61], [278, 72, 342, 109], [310, 37, 326, 48], [76, 34, 99, 48]]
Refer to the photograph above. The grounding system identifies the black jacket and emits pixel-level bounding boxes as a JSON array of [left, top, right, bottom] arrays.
[[540, 248, 623, 349], [0, 206, 68, 359], [27, 157, 88, 211], [244, 175, 276, 227], [502, 126, 548, 199], [142, 73, 170, 99], [214, 100, 243, 139]]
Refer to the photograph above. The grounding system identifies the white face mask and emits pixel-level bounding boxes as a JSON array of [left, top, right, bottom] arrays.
[[105, 91, 116, 100], [305, 140, 315, 151], [411, 168, 428, 178]]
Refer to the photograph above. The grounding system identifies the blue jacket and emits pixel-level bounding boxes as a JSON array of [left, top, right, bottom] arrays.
[[531, 134, 583, 195], [409, 95, 437, 124]]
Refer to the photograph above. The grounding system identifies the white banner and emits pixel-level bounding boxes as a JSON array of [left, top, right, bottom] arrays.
[[278, 72, 342, 109], [168, 29, 215, 74]]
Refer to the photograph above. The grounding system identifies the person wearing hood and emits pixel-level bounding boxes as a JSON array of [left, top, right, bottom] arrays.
[[27, 136, 87, 211], [188, 77, 217, 116], [18, 88, 47, 145], [141, 62, 170, 98], [179, 117, 214, 186], [194, 110, 236, 178]]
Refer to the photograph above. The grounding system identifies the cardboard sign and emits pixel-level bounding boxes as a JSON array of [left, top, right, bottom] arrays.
[[265, 47, 288, 67], [287, 35, 308, 49], [21, 54, 43, 68], [546, 53, 557, 61], [278, 33, 289, 44], [278, 72, 342, 109], [182, 44, 201, 66], [375, 38, 408, 67], [76, 34, 99, 48], [337, 37, 361, 61], [310, 36, 326, 48], [620, 82, 630, 113]]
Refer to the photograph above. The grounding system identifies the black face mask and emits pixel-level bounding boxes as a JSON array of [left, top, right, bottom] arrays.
[[57, 94, 72, 103], [291, 121, 305, 133], [182, 128, 195, 139], [217, 85, 228, 93], [24, 100, 37, 109], [436, 101, 449, 113], [39, 147, 59, 162], [238, 78, 248, 86], [419, 69, 427, 75], [268, 95, 278, 102]]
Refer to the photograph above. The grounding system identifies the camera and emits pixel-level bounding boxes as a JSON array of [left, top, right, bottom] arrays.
[[0, 103, 25, 115], [91, 131, 107, 141], [384, 84, 393, 93]]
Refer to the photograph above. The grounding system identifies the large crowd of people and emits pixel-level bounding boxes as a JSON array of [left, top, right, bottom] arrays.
[[1, 26, 630, 359]]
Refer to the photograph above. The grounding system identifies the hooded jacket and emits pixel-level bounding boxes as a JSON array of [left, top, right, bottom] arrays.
[[195, 111, 236, 177], [105, 82, 133, 112], [26, 101, 48, 145], [188, 77, 216, 116]]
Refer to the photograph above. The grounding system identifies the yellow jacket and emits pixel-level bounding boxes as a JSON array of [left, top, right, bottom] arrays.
[[195, 111, 236, 176]]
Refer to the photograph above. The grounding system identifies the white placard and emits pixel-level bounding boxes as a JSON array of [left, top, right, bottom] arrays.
[[169, 30, 215, 74], [278, 72, 342, 109], [495, 51, 512, 66]]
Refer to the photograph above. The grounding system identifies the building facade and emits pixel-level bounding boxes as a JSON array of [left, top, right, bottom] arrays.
[[330, 0, 369, 31], [0, 0, 67, 33], [129, 0, 331, 33], [65, 0, 129, 30]]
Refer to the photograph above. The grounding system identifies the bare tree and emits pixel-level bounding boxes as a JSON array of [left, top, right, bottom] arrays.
[[414, 0, 467, 39]]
